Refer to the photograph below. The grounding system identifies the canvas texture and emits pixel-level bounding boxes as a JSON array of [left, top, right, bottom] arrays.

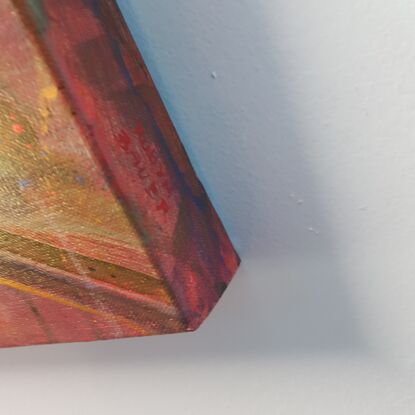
[[0, 0, 239, 347]]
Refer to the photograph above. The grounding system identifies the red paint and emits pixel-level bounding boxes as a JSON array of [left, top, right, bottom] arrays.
[[15, 0, 240, 331], [12, 123, 24, 134]]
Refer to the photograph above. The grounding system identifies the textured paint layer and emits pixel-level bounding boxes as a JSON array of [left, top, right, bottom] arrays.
[[0, 0, 239, 347]]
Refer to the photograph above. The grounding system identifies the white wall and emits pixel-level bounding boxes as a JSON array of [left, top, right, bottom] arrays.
[[3, 1, 415, 414]]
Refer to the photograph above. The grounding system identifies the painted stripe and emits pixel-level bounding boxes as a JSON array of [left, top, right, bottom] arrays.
[[0, 276, 148, 335]]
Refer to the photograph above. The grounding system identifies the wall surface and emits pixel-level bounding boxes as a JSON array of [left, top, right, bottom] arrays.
[[2, 1, 415, 414]]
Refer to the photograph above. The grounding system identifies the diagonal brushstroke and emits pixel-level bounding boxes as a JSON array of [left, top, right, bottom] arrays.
[[0, 276, 148, 335]]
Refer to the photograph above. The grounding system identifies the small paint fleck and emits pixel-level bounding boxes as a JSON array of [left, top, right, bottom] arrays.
[[41, 85, 58, 101], [17, 179, 31, 190], [75, 175, 85, 185], [211, 71, 218, 79], [12, 124, 24, 134]]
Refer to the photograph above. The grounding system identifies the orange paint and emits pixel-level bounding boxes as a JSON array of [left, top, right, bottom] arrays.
[[12, 123, 24, 134]]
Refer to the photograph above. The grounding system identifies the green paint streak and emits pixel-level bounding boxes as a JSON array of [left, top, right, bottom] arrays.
[[25, 0, 47, 33]]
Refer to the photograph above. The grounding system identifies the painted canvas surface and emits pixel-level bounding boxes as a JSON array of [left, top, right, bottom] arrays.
[[0, 0, 239, 347]]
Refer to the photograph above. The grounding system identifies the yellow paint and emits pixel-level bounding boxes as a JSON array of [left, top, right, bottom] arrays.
[[38, 84, 58, 134], [41, 85, 58, 101], [0, 276, 147, 335], [34, 56, 58, 134]]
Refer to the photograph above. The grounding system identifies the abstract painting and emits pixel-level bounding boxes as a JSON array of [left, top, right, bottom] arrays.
[[0, 0, 239, 347]]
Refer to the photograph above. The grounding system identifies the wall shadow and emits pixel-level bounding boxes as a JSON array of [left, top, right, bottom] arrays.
[[0, 0, 368, 370]]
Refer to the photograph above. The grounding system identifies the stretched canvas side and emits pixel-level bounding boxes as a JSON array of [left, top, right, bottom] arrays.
[[0, 0, 240, 347]]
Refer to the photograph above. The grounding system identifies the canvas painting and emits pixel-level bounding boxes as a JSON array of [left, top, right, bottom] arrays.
[[0, 0, 239, 347]]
